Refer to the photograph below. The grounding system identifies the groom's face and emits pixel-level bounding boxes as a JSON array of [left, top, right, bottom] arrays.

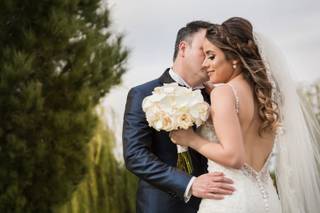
[[184, 29, 209, 82]]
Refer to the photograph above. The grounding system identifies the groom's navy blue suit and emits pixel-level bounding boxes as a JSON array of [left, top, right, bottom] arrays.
[[123, 69, 210, 213]]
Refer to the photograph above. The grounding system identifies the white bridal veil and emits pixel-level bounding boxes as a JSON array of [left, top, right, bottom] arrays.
[[254, 33, 320, 213]]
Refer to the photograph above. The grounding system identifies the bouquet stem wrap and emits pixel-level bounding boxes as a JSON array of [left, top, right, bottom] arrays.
[[176, 145, 193, 174]]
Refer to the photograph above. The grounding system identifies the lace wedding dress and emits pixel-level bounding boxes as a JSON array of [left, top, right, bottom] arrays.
[[197, 84, 282, 213]]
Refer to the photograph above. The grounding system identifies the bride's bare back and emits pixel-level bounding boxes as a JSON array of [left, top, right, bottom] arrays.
[[229, 75, 275, 172]]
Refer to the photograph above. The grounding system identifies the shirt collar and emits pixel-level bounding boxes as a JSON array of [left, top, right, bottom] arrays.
[[168, 68, 204, 90]]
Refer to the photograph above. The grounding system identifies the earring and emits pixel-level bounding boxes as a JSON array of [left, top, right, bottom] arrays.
[[233, 64, 237, 70], [232, 61, 237, 70]]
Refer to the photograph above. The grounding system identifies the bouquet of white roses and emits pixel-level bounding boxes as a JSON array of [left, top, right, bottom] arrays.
[[142, 83, 209, 174]]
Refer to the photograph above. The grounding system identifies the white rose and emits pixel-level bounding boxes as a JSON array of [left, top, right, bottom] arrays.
[[159, 95, 176, 114], [194, 118, 203, 127], [198, 102, 210, 121], [176, 113, 193, 129], [161, 83, 180, 95], [175, 94, 190, 108], [155, 113, 175, 131], [190, 102, 209, 121]]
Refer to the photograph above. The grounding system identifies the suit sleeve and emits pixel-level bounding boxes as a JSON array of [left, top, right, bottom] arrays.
[[122, 87, 192, 200]]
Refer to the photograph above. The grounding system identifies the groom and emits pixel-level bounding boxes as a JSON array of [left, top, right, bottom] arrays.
[[123, 21, 234, 213]]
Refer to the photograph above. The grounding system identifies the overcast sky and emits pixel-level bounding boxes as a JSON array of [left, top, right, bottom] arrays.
[[103, 0, 320, 159]]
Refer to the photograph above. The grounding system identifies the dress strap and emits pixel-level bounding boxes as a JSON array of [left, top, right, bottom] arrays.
[[226, 83, 240, 114], [213, 83, 240, 114]]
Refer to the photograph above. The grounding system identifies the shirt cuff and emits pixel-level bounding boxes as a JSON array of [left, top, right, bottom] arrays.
[[184, 176, 196, 203]]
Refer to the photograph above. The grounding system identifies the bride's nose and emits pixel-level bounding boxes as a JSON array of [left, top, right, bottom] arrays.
[[202, 58, 209, 70]]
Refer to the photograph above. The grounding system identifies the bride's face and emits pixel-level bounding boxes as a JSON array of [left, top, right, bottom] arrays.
[[202, 39, 234, 83]]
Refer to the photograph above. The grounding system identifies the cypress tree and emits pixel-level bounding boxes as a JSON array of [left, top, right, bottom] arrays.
[[0, 0, 128, 212]]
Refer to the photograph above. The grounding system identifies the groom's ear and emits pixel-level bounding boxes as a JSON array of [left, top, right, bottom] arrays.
[[178, 41, 187, 58]]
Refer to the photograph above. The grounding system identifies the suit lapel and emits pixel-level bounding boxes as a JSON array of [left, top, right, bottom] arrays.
[[159, 68, 175, 84]]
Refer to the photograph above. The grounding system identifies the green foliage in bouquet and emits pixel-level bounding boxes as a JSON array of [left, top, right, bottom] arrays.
[[0, 0, 128, 212], [56, 118, 137, 213]]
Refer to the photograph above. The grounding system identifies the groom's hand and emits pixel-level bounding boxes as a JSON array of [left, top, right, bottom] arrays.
[[191, 172, 235, 199]]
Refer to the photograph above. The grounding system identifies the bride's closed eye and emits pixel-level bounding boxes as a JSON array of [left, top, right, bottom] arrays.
[[208, 55, 215, 60]]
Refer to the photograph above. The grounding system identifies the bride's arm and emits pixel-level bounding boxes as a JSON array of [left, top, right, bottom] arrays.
[[171, 85, 245, 169]]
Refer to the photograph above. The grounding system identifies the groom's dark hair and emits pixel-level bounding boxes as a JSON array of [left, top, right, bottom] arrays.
[[173, 20, 212, 61]]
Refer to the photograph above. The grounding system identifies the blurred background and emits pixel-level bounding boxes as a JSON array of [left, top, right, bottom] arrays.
[[0, 0, 319, 212]]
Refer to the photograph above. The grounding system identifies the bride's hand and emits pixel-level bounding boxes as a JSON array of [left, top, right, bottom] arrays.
[[170, 128, 195, 147]]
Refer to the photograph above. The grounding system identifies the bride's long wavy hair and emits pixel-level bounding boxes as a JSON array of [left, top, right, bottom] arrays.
[[206, 17, 280, 135]]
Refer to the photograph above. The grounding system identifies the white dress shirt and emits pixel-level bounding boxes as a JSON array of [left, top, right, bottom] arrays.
[[168, 68, 204, 90]]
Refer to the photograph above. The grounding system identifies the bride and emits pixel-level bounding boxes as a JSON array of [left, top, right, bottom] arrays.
[[170, 17, 320, 213]]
